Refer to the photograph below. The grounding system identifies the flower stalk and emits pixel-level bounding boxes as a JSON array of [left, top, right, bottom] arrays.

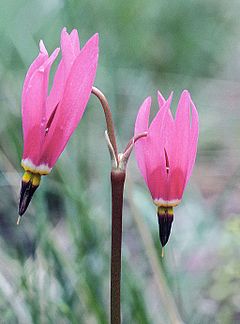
[[91, 87, 118, 162], [91, 87, 147, 323], [110, 169, 125, 324], [92, 87, 123, 323]]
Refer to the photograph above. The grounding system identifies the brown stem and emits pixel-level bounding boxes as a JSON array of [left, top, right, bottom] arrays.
[[111, 170, 126, 324], [91, 86, 142, 323], [91, 87, 118, 163], [123, 132, 148, 154]]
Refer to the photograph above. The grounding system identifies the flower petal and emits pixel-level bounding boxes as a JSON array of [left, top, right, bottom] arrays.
[[22, 48, 59, 165], [40, 33, 99, 168], [166, 90, 191, 194], [134, 96, 151, 183], [144, 153, 169, 201], [60, 27, 78, 75], [145, 96, 172, 200], [134, 90, 199, 204], [39, 40, 48, 56], [157, 90, 166, 109], [46, 60, 65, 120], [70, 29, 81, 55], [134, 96, 151, 134], [22, 41, 48, 109], [46, 28, 81, 120], [148, 92, 172, 148], [158, 90, 174, 122], [186, 96, 199, 182]]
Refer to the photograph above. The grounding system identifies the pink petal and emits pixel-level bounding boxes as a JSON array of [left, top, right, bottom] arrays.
[[46, 60, 65, 120], [60, 27, 78, 76], [148, 93, 173, 149], [166, 90, 191, 195], [22, 41, 48, 109], [22, 48, 60, 165], [134, 90, 199, 204], [157, 90, 166, 109], [40, 33, 99, 167], [145, 160, 169, 201], [145, 96, 172, 200], [158, 90, 174, 122], [166, 167, 186, 201], [134, 96, 151, 134], [134, 93, 178, 202], [46, 28, 81, 120], [134, 97, 151, 183], [70, 29, 81, 55], [39, 47, 59, 73], [186, 96, 199, 182], [175, 90, 191, 125], [39, 40, 48, 56]]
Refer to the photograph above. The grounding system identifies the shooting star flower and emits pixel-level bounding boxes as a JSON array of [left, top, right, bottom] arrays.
[[19, 28, 99, 218], [134, 90, 199, 247]]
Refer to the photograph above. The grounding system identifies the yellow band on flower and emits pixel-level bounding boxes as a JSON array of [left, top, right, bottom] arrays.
[[22, 171, 32, 183], [22, 171, 41, 187], [157, 206, 174, 216]]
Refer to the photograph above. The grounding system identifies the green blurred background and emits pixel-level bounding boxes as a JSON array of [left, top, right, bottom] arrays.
[[0, 0, 240, 323]]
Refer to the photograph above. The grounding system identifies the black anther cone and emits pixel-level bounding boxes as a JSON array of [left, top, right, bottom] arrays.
[[19, 181, 38, 216], [157, 209, 174, 247]]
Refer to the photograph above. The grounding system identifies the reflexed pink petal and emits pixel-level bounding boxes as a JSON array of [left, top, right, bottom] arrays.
[[166, 91, 191, 192], [157, 90, 174, 148], [40, 33, 99, 167], [148, 93, 172, 145], [134, 97, 151, 183], [158, 90, 174, 122], [135, 94, 173, 198], [134, 96, 151, 134], [22, 48, 60, 164], [175, 90, 191, 126], [39, 47, 60, 73], [157, 90, 166, 109], [22, 41, 48, 109], [61, 27, 78, 75], [134, 94, 173, 199], [186, 97, 199, 182], [39, 40, 48, 55], [46, 60, 65, 120], [70, 29, 80, 55], [46, 28, 81, 120]]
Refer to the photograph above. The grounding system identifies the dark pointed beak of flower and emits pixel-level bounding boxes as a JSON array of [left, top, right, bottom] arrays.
[[18, 171, 41, 217], [157, 206, 174, 247]]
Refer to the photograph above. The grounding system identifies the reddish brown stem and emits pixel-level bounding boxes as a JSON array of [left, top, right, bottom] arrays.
[[111, 170, 126, 324], [123, 132, 148, 153], [92, 86, 141, 322], [91, 87, 118, 162]]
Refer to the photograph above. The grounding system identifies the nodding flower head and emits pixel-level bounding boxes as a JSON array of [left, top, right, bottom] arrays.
[[19, 27, 99, 217], [134, 90, 199, 246]]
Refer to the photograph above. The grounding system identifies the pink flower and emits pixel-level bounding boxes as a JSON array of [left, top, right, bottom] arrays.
[[19, 28, 99, 216], [134, 90, 199, 246]]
